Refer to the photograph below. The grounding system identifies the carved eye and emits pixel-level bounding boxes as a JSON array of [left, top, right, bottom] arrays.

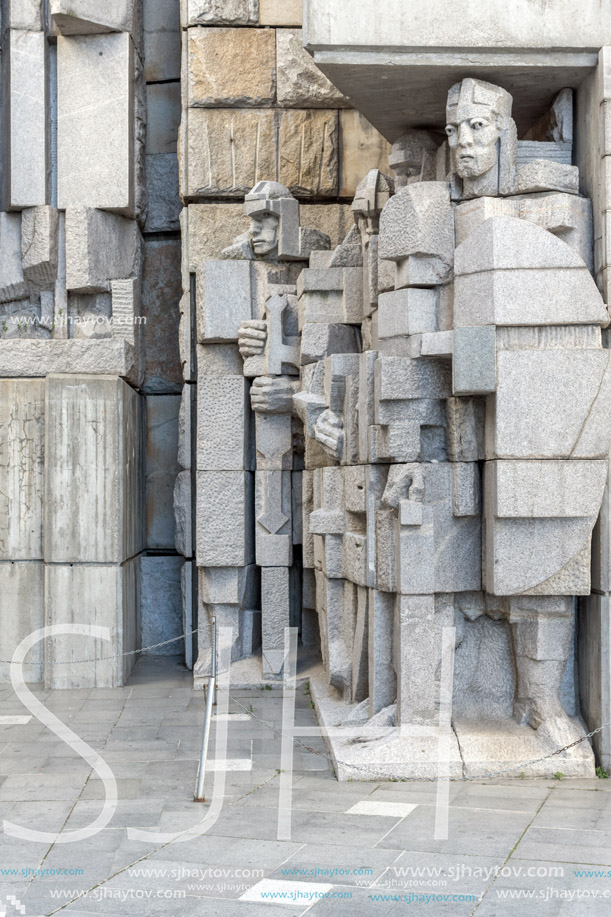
[[471, 119, 487, 131], [445, 125, 456, 137]]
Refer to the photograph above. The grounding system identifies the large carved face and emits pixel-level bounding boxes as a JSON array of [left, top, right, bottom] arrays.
[[444, 109, 501, 179], [249, 212, 279, 257]]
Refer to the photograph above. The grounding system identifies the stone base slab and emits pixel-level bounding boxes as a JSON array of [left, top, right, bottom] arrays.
[[454, 717, 595, 779], [310, 672, 463, 781]]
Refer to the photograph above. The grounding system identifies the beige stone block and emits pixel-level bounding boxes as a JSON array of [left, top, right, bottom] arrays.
[[0, 380, 45, 560], [278, 110, 339, 198], [44, 559, 139, 688], [0, 563, 44, 683], [186, 204, 247, 272], [301, 204, 354, 248], [188, 27, 275, 108], [277, 29, 348, 108], [44, 375, 144, 564], [339, 111, 391, 199], [185, 108, 277, 199], [260, 0, 301, 25]]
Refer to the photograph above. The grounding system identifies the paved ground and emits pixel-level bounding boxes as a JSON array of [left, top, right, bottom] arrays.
[[0, 657, 610, 916]]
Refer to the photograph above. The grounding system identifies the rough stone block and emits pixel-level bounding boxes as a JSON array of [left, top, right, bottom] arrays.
[[300, 205, 353, 249], [144, 0, 181, 82], [455, 268, 606, 329], [445, 397, 485, 462], [186, 0, 258, 26], [146, 395, 181, 550], [277, 29, 348, 109], [200, 565, 257, 606], [262, 566, 290, 674], [188, 27, 275, 107], [517, 141, 572, 165], [145, 155, 178, 233], [278, 110, 339, 198], [339, 111, 392, 199], [7, 30, 48, 208], [198, 375, 253, 470], [485, 515, 593, 596], [379, 182, 454, 284], [142, 238, 182, 393], [51, 0, 135, 33], [0, 562, 44, 683], [185, 108, 277, 199], [395, 594, 437, 725], [21, 207, 59, 286], [491, 350, 611, 460], [0, 214, 28, 303], [260, 0, 300, 24], [146, 83, 180, 155], [174, 469, 192, 556], [44, 375, 144, 563], [186, 204, 248, 274], [140, 556, 183, 655], [9, 0, 43, 29], [110, 278, 139, 347], [455, 194, 594, 272], [0, 380, 45, 560], [196, 471, 254, 566], [489, 460, 607, 519], [45, 559, 139, 688], [377, 288, 437, 340], [300, 323, 360, 365], [0, 339, 137, 378], [65, 207, 141, 293], [199, 260, 255, 343], [452, 463, 480, 517], [516, 160, 579, 195], [58, 33, 134, 214], [453, 325, 496, 395], [375, 356, 451, 401], [456, 214, 587, 274]]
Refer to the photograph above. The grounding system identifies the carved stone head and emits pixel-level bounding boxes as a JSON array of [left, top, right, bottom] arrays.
[[445, 78, 517, 198], [389, 130, 438, 188], [243, 181, 300, 260]]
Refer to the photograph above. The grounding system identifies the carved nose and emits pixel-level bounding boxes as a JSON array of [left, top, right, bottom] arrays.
[[458, 123, 473, 147]]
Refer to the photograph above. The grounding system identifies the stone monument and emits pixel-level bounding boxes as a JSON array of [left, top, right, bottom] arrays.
[[195, 76, 611, 779]]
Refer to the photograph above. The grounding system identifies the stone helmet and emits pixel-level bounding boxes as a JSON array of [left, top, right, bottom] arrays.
[[244, 181, 300, 259], [445, 77, 517, 196], [389, 130, 439, 187]]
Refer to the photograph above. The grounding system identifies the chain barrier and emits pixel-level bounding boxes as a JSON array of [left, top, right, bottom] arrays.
[[225, 692, 611, 783], [1, 630, 609, 783]]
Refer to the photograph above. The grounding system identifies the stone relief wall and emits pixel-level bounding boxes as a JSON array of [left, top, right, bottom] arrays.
[[184, 44, 611, 776], [176, 0, 400, 675]]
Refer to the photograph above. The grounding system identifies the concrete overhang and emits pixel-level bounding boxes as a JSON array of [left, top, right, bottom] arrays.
[[303, 0, 611, 140]]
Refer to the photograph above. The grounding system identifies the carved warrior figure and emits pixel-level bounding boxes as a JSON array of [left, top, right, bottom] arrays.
[[195, 181, 330, 681], [200, 80, 610, 776]]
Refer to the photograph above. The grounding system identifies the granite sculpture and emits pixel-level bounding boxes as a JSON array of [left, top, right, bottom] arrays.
[[194, 77, 611, 778]]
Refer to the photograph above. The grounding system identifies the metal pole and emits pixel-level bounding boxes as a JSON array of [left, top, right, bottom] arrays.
[[194, 616, 216, 802]]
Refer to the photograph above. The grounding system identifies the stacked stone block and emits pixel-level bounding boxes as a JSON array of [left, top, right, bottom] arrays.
[[0, 0, 184, 686]]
